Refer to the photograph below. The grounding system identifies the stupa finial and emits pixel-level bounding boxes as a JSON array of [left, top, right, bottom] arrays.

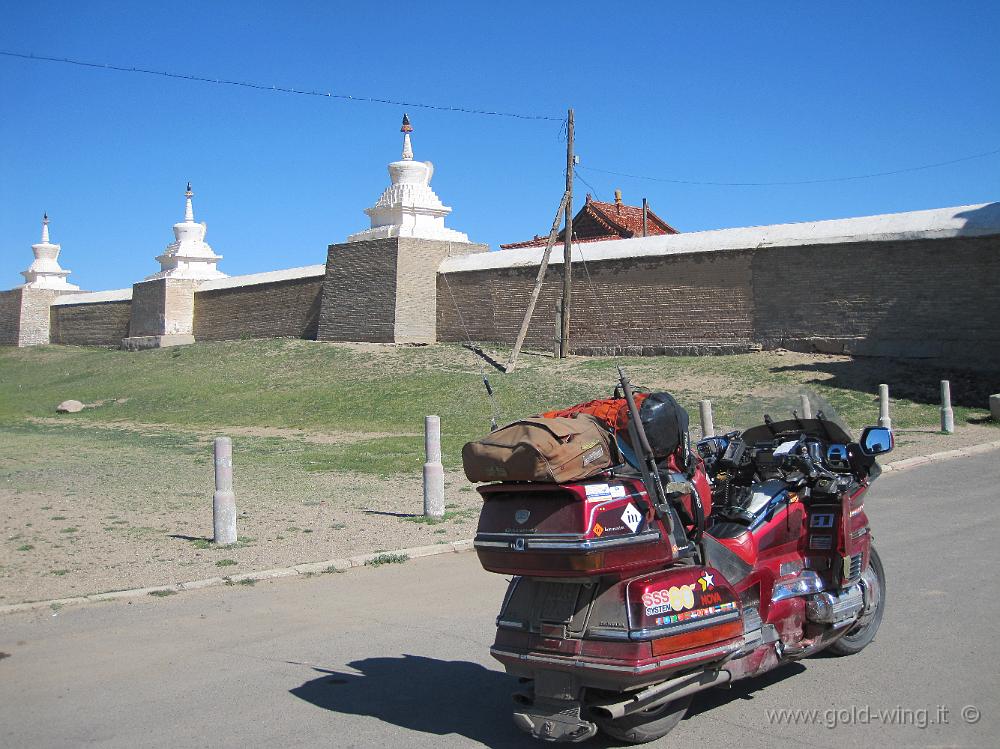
[[401, 113, 413, 161], [184, 181, 195, 223], [41, 213, 50, 243]]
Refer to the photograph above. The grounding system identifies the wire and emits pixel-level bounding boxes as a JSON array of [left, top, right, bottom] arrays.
[[0, 49, 564, 122], [573, 168, 603, 201], [578, 146, 1000, 187], [439, 261, 503, 431]]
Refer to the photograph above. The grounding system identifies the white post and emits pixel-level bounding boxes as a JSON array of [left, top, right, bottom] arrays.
[[878, 384, 892, 430], [213, 437, 237, 545], [423, 416, 445, 518], [941, 380, 955, 434], [699, 399, 715, 439], [799, 393, 813, 420]]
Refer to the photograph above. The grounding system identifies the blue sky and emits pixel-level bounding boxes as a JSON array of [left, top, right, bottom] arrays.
[[2, 1, 998, 291]]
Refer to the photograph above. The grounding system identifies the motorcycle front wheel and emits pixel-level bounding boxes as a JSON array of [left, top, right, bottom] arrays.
[[827, 544, 886, 656], [594, 694, 692, 744]]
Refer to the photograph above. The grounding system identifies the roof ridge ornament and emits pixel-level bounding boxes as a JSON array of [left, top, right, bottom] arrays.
[[41, 212, 50, 243]]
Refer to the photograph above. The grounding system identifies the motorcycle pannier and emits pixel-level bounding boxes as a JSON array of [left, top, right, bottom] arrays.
[[462, 415, 619, 484]]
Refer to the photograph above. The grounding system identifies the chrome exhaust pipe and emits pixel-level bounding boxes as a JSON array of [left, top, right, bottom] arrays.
[[589, 669, 732, 721]]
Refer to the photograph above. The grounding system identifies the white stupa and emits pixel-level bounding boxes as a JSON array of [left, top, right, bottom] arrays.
[[21, 214, 79, 290], [146, 182, 226, 280], [348, 115, 470, 243]]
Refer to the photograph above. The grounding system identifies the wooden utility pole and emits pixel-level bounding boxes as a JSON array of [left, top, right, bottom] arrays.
[[560, 108, 574, 358], [504, 191, 570, 373]]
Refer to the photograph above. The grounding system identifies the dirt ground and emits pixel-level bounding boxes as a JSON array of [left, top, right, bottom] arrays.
[[2, 345, 997, 606], [2, 419, 996, 606]]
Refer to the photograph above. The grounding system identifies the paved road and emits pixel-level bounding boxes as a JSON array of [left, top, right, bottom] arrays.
[[2, 452, 998, 748]]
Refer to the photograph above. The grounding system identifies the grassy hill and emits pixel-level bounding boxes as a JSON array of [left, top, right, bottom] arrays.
[[1, 339, 995, 476]]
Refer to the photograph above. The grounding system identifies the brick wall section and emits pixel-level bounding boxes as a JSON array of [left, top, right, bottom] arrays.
[[438, 234, 1000, 363], [17, 289, 66, 346], [127, 280, 167, 337], [751, 235, 1000, 361], [437, 250, 756, 355], [50, 301, 133, 346], [394, 239, 487, 343], [317, 239, 400, 342], [0, 289, 21, 345], [193, 276, 323, 340]]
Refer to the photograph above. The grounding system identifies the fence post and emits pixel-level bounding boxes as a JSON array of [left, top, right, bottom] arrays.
[[699, 399, 715, 439], [799, 394, 813, 420], [941, 380, 955, 434], [878, 384, 892, 430], [213, 437, 237, 545], [423, 415, 445, 518]]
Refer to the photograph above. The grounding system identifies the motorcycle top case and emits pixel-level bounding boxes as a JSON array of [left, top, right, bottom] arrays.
[[474, 477, 677, 578], [462, 414, 620, 484]]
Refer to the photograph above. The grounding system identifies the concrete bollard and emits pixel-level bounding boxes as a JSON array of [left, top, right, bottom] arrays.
[[213, 437, 237, 545], [423, 415, 445, 518], [990, 394, 1000, 422], [878, 384, 892, 430], [699, 399, 715, 439], [799, 394, 813, 420], [941, 380, 955, 434]]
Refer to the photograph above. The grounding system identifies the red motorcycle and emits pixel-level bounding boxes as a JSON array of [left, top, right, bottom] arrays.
[[469, 370, 892, 743]]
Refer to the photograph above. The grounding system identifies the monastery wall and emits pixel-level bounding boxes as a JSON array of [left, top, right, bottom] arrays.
[[0, 289, 22, 346], [437, 204, 1000, 366], [51, 291, 133, 347], [193, 266, 325, 341]]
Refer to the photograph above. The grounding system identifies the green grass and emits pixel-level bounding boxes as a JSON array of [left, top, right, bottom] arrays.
[[215, 559, 237, 567], [16, 544, 34, 552], [148, 589, 177, 597], [365, 553, 410, 567], [0, 340, 995, 483], [403, 504, 478, 525], [189, 537, 255, 550]]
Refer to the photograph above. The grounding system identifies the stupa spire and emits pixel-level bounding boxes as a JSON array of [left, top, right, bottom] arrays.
[[21, 213, 79, 291], [401, 113, 413, 161], [145, 181, 226, 281], [347, 115, 470, 243], [184, 181, 195, 223]]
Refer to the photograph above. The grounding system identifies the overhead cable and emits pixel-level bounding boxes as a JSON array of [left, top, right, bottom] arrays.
[[0, 49, 564, 122], [578, 147, 1000, 187]]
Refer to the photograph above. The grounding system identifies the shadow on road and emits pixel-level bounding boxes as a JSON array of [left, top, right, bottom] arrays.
[[685, 661, 806, 718], [290, 654, 537, 748]]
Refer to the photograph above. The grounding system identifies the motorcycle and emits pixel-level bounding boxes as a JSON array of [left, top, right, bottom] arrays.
[[469, 370, 893, 743]]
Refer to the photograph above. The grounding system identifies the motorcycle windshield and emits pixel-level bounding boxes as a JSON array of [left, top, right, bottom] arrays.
[[726, 392, 855, 445]]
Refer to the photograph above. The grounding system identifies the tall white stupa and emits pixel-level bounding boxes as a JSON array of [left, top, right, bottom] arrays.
[[146, 182, 226, 280], [348, 115, 470, 243], [21, 214, 79, 290]]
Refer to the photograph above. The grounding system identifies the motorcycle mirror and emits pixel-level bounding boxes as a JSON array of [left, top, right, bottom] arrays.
[[859, 426, 894, 456]]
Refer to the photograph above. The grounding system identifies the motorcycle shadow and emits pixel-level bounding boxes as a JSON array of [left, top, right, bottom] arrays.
[[289, 654, 539, 748], [684, 662, 806, 718]]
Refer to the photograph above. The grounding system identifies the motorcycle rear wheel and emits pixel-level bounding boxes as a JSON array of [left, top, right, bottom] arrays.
[[827, 544, 885, 656], [594, 694, 692, 744]]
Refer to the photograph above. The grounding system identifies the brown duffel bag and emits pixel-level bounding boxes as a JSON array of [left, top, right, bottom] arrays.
[[462, 414, 620, 484]]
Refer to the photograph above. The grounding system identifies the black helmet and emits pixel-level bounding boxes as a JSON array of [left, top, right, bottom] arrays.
[[638, 392, 689, 459]]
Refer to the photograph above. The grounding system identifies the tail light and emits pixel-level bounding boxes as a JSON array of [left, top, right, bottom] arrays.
[[650, 619, 743, 656]]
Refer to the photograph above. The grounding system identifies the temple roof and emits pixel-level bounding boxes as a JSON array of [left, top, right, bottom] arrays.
[[500, 191, 678, 249]]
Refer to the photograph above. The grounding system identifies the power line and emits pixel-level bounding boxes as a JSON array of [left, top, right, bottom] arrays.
[[0, 49, 564, 122], [578, 146, 1000, 187]]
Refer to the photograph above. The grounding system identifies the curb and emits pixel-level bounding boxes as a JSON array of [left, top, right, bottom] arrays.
[[0, 539, 475, 616], [3, 442, 998, 617], [879, 440, 1000, 472]]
